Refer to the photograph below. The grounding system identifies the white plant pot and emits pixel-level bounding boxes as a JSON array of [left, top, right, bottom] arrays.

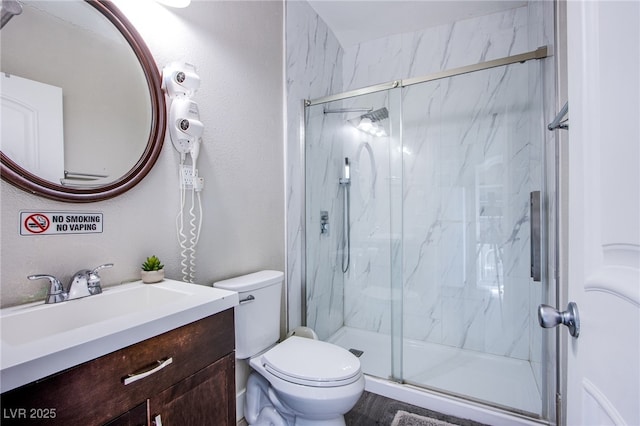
[[141, 269, 164, 284]]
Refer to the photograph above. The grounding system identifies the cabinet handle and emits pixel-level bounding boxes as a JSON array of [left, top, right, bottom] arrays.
[[123, 357, 173, 385]]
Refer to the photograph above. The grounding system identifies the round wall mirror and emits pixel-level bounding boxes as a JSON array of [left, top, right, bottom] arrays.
[[0, 0, 165, 202]]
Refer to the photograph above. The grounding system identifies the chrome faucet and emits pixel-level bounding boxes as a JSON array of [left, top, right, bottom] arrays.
[[28, 263, 114, 304]]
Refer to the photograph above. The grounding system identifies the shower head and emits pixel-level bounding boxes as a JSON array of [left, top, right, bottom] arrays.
[[360, 107, 389, 123], [349, 107, 389, 136], [1, 0, 22, 30]]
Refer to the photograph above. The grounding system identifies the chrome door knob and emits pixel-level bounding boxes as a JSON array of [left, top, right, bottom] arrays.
[[538, 302, 580, 338]]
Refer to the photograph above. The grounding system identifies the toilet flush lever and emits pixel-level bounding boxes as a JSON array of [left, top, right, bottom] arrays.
[[239, 295, 255, 304], [538, 302, 580, 338]]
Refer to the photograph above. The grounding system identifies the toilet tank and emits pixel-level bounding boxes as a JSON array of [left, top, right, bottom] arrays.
[[213, 270, 283, 359]]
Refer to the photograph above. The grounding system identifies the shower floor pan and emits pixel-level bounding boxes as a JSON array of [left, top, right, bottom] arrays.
[[328, 326, 541, 415]]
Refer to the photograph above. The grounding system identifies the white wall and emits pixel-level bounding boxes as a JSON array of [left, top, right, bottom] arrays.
[[0, 1, 284, 308]]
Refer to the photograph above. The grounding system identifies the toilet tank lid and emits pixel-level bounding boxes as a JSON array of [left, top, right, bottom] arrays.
[[213, 270, 284, 292]]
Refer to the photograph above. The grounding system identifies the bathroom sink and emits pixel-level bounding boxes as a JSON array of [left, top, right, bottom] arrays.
[[0, 279, 239, 393], [2, 285, 185, 345]]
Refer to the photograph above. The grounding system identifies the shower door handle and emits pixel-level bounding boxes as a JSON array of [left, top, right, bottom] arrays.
[[530, 191, 541, 282], [538, 302, 580, 338], [529, 191, 542, 282]]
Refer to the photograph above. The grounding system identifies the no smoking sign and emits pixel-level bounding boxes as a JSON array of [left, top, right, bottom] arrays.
[[20, 211, 103, 236]]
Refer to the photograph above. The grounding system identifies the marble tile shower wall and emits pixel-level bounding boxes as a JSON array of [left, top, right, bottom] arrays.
[[342, 6, 530, 91], [285, 1, 344, 336]]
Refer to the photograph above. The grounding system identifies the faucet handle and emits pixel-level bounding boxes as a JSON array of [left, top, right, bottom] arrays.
[[27, 274, 68, 304], [91, 263, 114, 274], [87, 263, 114, 295]]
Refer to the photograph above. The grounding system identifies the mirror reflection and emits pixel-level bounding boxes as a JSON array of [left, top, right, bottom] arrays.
[[1, 0, 152, 187]]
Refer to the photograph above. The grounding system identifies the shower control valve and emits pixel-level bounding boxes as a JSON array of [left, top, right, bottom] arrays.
[[320, 210, 329, 235]]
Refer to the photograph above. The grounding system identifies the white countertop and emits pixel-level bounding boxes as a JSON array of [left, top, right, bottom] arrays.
[[0, 280, 238, 393]]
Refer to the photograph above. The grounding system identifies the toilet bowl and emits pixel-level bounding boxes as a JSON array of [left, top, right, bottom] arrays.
[[214, 271, 364, 426], [250, 336, 364, 424]]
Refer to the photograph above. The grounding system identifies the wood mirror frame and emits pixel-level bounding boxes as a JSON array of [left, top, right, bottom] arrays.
[[0, 1, 166, 203]]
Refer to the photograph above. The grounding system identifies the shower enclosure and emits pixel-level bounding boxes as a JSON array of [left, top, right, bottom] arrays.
[[303, 48, 554, 420]]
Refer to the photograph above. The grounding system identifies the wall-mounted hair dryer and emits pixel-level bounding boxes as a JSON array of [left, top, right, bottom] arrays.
[[169, 97, 204, 154], [162, 62, 201, 98], [161, 61, 205, 284]]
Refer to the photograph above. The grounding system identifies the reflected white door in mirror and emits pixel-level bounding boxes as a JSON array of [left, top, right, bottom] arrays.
[[1, 73, 64, 183]]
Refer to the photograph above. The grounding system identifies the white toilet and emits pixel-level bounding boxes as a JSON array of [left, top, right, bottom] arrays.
[[214, 270, 364, 426]]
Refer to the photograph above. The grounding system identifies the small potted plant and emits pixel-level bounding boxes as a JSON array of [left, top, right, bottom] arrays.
[[141, 255, 165, 284]]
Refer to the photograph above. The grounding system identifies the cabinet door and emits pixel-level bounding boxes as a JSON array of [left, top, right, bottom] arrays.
[[103, 402, 148, 426], [149, 353, 235, 426]]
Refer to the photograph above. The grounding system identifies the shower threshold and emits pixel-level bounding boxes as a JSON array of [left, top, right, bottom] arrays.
[[328, 326, 542, 416]]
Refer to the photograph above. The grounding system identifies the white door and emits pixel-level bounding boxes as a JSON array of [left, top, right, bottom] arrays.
[[565, 1, 640, 425], [1, 73, 65, 183]]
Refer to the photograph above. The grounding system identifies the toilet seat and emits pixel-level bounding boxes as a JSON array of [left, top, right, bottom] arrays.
[[259, 336, 361, 387]]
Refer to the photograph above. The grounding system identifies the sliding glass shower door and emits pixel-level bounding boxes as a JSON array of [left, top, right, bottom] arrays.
[[304, 57, 550, 418], [400, 60, 546, 415]]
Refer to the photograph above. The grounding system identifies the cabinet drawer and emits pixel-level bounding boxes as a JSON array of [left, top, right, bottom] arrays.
[[1, 309, 234, 425]]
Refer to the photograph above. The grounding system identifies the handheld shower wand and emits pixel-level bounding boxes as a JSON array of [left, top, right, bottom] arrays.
[[340, 158, 351, 273], [339, 157, 350, 185]]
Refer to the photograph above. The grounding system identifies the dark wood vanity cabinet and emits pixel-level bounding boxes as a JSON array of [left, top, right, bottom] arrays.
[[1, 309, 236, 426]]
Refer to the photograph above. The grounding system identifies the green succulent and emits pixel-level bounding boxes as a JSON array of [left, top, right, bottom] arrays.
[[141, 255, 164, 271]]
